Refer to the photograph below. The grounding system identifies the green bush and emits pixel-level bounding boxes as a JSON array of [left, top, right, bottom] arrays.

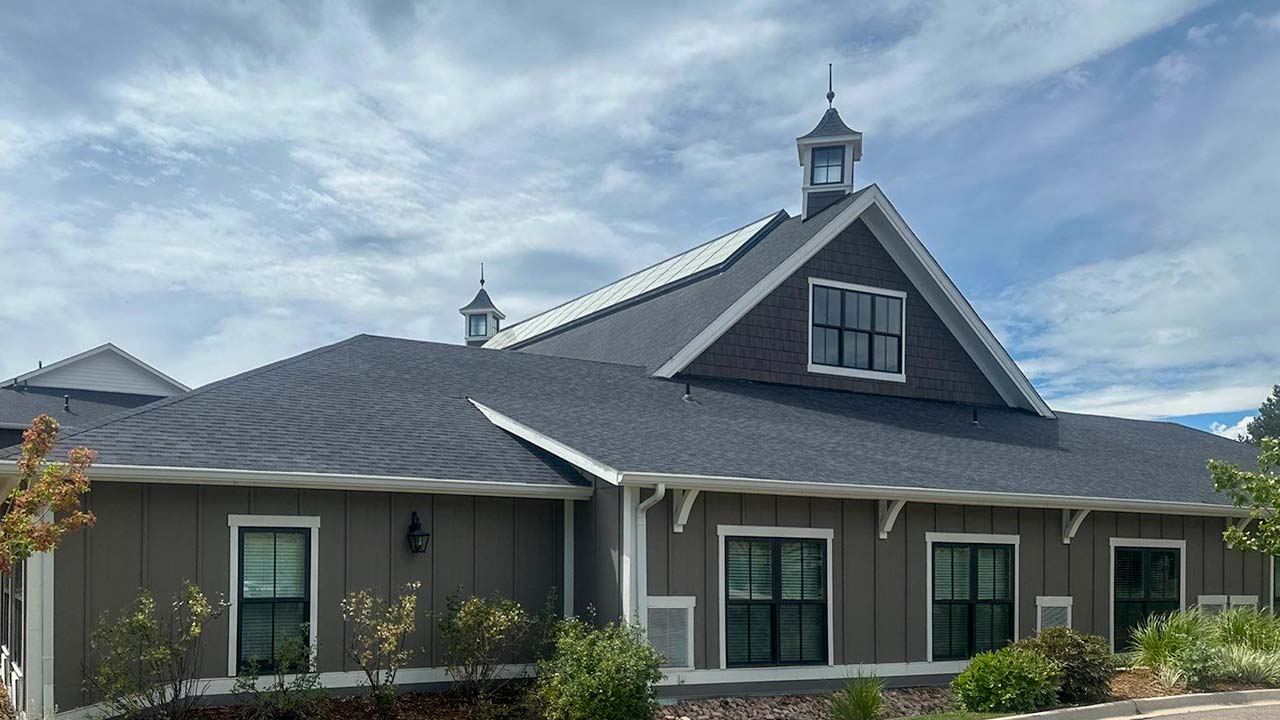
[[1217, 645, 1280, 685], [232, 631, 327, 720], [1129, 609, 1211, 669], [1212, 607, 1280, 653], [1013, 627, 1116, 704], [829, 674, 885, 720], [535, 617, 663, 720], [951, 647, 1060, 714]]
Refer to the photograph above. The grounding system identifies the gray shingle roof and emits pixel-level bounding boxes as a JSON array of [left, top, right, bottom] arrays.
[[4, 334, 1258, 508], [0, 386, 162, 432], [460, 287, 502, 315], [798, 107, 859, 140], [513, 189, 869, 371]]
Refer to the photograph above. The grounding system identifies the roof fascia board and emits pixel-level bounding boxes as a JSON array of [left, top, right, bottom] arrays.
[[468, 399, 623, 485], [0, 460, 592, 499], [653, 186, 1054, 419], [11, 343, 190, 393], [858, 195, 1053, 418], [618, 471, 1240, 518], [653, 190, 879, 379]]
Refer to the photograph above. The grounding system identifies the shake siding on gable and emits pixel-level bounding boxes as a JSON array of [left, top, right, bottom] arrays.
[[682, 219, 1005, 406], [53, 482, 565, 710], [643, 491, 1266, 673]]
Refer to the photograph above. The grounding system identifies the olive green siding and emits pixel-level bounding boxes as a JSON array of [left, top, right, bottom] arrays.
[[54, 482, 565, 711], [642, 492, 1267, 671]]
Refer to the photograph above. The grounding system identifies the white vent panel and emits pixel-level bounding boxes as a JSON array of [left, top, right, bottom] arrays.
[[646, 596, 695, 670], [1035, 596, 1073, 631], [1198, 595, 1228, 615]]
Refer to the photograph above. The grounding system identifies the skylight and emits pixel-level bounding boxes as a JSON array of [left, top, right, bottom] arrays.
[[485, 212, 783, 349]]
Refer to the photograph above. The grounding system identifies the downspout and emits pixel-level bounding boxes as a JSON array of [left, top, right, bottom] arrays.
[[635, 484, 666, 629]]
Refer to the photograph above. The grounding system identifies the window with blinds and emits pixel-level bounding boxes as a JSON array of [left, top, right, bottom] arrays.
[[932, 543, 1014, 661], [1113, 547, 1180, 653], [238, 528, 310, 673], [725, 537, 827, 667]]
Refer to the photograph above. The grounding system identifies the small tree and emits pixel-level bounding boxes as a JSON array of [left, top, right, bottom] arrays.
[[1246, 385, 1280, 446], [1, 414, 96, 573], [1213, 437, 1280, 554], [341, 582, 420, 719], [85, 583, 228, 720], [438, 590, 557, 703]]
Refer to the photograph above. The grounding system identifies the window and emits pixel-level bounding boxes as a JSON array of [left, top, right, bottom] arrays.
[[1113, 546, 1180, 652], [810, 146, 844, 185], [237, 528, 311, 672], [932, 543, 1014, 661], [811, 282, 904, 375], [724, 537, 827, 667], [468, 314, 488, 337]]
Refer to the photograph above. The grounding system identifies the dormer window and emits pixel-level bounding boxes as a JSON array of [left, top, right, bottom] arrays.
[[808, 279, 905, 382], [809, 146, 845, 186], [468, 314, 488, 338]]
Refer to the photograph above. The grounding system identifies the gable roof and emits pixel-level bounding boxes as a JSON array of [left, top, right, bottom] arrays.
[[9, 343, 189, 395], [1, 335, 1253, 515], [485, 211, 785, 350], [500, 186, 1053, 417]]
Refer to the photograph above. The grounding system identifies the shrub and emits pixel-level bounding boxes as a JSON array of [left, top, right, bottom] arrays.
[[1217, 645, 1280, 685], [439, 591, 556, 702], [1014, 627, 1116, 704], [341, 582, 421, 719], [1212, 607, 1280, 653], [829, 674, 885, 720], [232, 631, 327, 720], [951, 647, 1060, 714], [535, 617, 663, 720], [85, 583, 228, 720], [1166, 638, 1219, 690], [1129, 609, 1211, 669]]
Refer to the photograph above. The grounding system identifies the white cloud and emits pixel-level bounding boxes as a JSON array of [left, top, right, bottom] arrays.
[[1148, 52, 1202, 91], [1186, 23, 1224, 46], [1210, 415, 1255, 441]]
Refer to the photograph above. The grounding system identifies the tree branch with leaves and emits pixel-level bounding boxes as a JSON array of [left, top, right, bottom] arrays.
[[0, 414, 96, 573], [1212, 437, 1280, 553]]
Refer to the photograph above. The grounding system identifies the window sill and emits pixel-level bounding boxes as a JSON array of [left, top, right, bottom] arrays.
[[807, 363, 906, 384]]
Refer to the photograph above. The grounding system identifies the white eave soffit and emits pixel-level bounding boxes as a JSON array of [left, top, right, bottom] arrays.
[[652, 186, 1054, 419]]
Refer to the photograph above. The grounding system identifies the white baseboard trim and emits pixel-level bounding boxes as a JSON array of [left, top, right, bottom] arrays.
[[658, 660, 969, 686]]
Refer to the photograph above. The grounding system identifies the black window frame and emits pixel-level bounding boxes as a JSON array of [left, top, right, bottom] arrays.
[[810, 283, 905, 375], [467, 314, 488, 337], [810, 146, 845, 185], [724, 536, 828, 668], [1113, 546, 1181, 652], [237, 527, 312, 674], [931, 542, 1015, 661]]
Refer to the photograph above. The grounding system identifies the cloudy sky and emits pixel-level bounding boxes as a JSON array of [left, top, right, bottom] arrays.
[[1, 0, 1277, 437]]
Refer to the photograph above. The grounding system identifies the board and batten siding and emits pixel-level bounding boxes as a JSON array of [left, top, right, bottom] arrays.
[[643, 491, 1267, 672], [54, 482, 565, 711]]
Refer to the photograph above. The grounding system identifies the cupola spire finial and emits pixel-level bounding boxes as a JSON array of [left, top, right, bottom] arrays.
[[826, 63, 835, 107], [480, 262, 485, 287]]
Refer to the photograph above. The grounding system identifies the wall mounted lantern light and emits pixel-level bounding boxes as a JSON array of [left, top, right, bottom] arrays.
[[407, 512, 430, 554]]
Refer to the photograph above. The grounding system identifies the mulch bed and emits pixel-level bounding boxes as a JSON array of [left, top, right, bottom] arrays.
[[656, 687, 954, 720]]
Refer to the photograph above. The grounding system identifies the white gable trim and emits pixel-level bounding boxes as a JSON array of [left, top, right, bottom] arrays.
[[468, 399, 623, 485], [10, 343, 189, 394], [652, 186, 1053, 418]]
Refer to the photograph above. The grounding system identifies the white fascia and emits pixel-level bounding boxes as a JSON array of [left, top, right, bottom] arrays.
[[467, 399, 623, 485]]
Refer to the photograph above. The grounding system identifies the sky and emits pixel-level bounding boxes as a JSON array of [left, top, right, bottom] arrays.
[[0, 0, 1277, 438]]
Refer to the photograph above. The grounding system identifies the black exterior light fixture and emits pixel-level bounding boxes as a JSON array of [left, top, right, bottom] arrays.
[[407, 512, 430, 554]]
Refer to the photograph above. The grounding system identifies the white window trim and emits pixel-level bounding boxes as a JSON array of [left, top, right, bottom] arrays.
[[806, 278, 907, 384], [1035, 596, 1073, 632], [1108, 538, 1186, 653], [227, 515, 321, 678], [925, 532, 1020, 663], [1271, 556, 1277, 612], [716, 525, 835, 670], [648, 595, 697, 671]]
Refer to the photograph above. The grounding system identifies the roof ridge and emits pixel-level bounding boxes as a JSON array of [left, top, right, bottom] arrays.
[[14, 335, 369, 451], [357, 333, 664, 373]]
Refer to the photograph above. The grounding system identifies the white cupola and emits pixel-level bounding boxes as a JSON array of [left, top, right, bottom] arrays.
[[797, 65, 862, 219], [459, 265, 505, 347]]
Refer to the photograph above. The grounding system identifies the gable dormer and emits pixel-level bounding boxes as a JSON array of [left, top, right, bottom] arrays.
[[797, 87, 862, 219]]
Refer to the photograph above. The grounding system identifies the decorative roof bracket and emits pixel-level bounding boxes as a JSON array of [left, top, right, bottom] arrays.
[[1062, 509, 1091, 545], [672, 489, 701, 534], [878, 499, 906, 540]]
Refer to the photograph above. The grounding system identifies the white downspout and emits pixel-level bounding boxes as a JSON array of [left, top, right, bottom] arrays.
[[636, 484, 666, 629]]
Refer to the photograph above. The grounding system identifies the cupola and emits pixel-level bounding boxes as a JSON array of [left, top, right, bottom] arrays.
[[797, 65, 862, 219], [459, 265, 505, 347]]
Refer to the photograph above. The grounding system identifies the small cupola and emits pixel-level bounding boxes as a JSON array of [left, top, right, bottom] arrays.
[[459, 265, 505, 347], [797, 65, 862, 219]]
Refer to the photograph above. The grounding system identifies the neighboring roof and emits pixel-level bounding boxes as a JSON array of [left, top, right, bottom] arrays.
[[499, 192, 864, 368], [0, 387, 162, 432], [485, 211, 784, 350], [1, 335, 1255, 512], [797, 107, 859, 140], [459, 287, 505, 318], [8, 343, 189, 395], [1, 336, 587, 491]]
